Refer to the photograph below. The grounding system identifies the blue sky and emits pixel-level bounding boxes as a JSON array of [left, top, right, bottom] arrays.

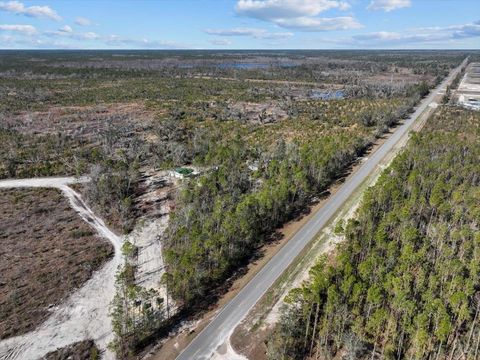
[[0, 0, 479, 49]]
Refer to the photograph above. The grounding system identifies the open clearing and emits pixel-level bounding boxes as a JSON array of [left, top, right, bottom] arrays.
[[0, 178, 122, 360], [0, 174, 173, 359], [456, 62, 480, 110], [0, 187, 113, 339]]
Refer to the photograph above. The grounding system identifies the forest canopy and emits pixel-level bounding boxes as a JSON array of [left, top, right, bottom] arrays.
[[267, 107, 480, 360]]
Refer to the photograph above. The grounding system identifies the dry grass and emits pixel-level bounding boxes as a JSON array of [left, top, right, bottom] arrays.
[[0, 188, 113, 339], [4, 102, 154, 140], [42, 339, 100, 360]]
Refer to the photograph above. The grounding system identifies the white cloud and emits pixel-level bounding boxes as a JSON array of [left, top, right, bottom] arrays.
[[412, 22, 480, 36], [205, 27, 293, 39], [275, 16, 361, 31], [209, 38, 232, 46], [352, 31, 440, 44], [0, 34, 14, 42], [367, 0, 411, 12], [449, 23, 480, 39], [0, 20, 183, 49], [104, 35, 184, 49], [1, 36, 84, 48], [236, 0, 348, 19], [0, 23, 36, 34], [338, 1, 350, 10], [79, 31, 99, 40], [59, 25, 72, 33], [0, 1, 61, 21], [45, 28, 100, 40], [75, 16, 92, 26], [339, 20, 480, 47], [235, 0, 360, 31]]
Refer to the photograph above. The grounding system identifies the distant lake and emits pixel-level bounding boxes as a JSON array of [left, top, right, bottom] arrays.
[[309, 90, 345, 100]]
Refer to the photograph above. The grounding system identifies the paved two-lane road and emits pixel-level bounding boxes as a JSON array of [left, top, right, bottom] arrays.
[[176, 58, 468, 360]]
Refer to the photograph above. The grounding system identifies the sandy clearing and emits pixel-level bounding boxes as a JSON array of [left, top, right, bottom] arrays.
[[128, 216, 170, 299], [0, 177, 121, 360], [211, 336, 248, 360]]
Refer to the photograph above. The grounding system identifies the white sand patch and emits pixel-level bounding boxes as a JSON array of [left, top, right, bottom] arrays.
[[264, 200, 359, 327], [128, 216, 170, 302], [0, 178, 122, 360], [211, 335, 248, 360], [0, 176, 89, 189]]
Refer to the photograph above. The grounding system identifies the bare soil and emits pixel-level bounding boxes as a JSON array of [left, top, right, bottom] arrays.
[[0, 188, 114, 339], [42, 339, 100, 360]]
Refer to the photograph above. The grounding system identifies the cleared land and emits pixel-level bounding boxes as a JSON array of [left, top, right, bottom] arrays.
[[0, 187, 113, 339], [41, 340, 100, 360], [456, 62, 480, 110]]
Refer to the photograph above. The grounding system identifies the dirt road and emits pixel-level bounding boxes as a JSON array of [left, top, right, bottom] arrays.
[[0, 177, 122, 360]]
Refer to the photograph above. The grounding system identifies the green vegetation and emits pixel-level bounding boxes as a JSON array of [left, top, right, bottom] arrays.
[[175, 167, 194, 176], [2, 50, 477, 358], [109, 240, 167, 357], [163, 132, 369, 304], [267, 107, 480, 360], [83, 147, 141, 233], [161, 87, 435, 307]]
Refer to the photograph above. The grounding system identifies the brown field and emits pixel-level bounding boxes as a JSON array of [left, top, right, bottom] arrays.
[[0, 188, 113, 339], [4, 102, 154, 140], [42, 339, 100, 360]]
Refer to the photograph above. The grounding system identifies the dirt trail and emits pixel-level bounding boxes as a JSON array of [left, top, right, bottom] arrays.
[[0, 177, 122, 360]]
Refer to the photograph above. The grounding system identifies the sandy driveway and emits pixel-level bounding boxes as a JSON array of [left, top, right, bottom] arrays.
[[130, 218, 168, 293], [0, 177, 122, 360]]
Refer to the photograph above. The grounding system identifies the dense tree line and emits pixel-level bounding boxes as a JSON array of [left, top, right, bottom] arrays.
[[267, 107, 480, 360], [163, 129, 374, 304], [161, 74, 438, 307]]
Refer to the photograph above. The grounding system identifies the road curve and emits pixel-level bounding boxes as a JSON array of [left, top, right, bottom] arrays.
[[0, 176, 89, 189], [0, 176, 121, 360], [176, 58, 468, 360]]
